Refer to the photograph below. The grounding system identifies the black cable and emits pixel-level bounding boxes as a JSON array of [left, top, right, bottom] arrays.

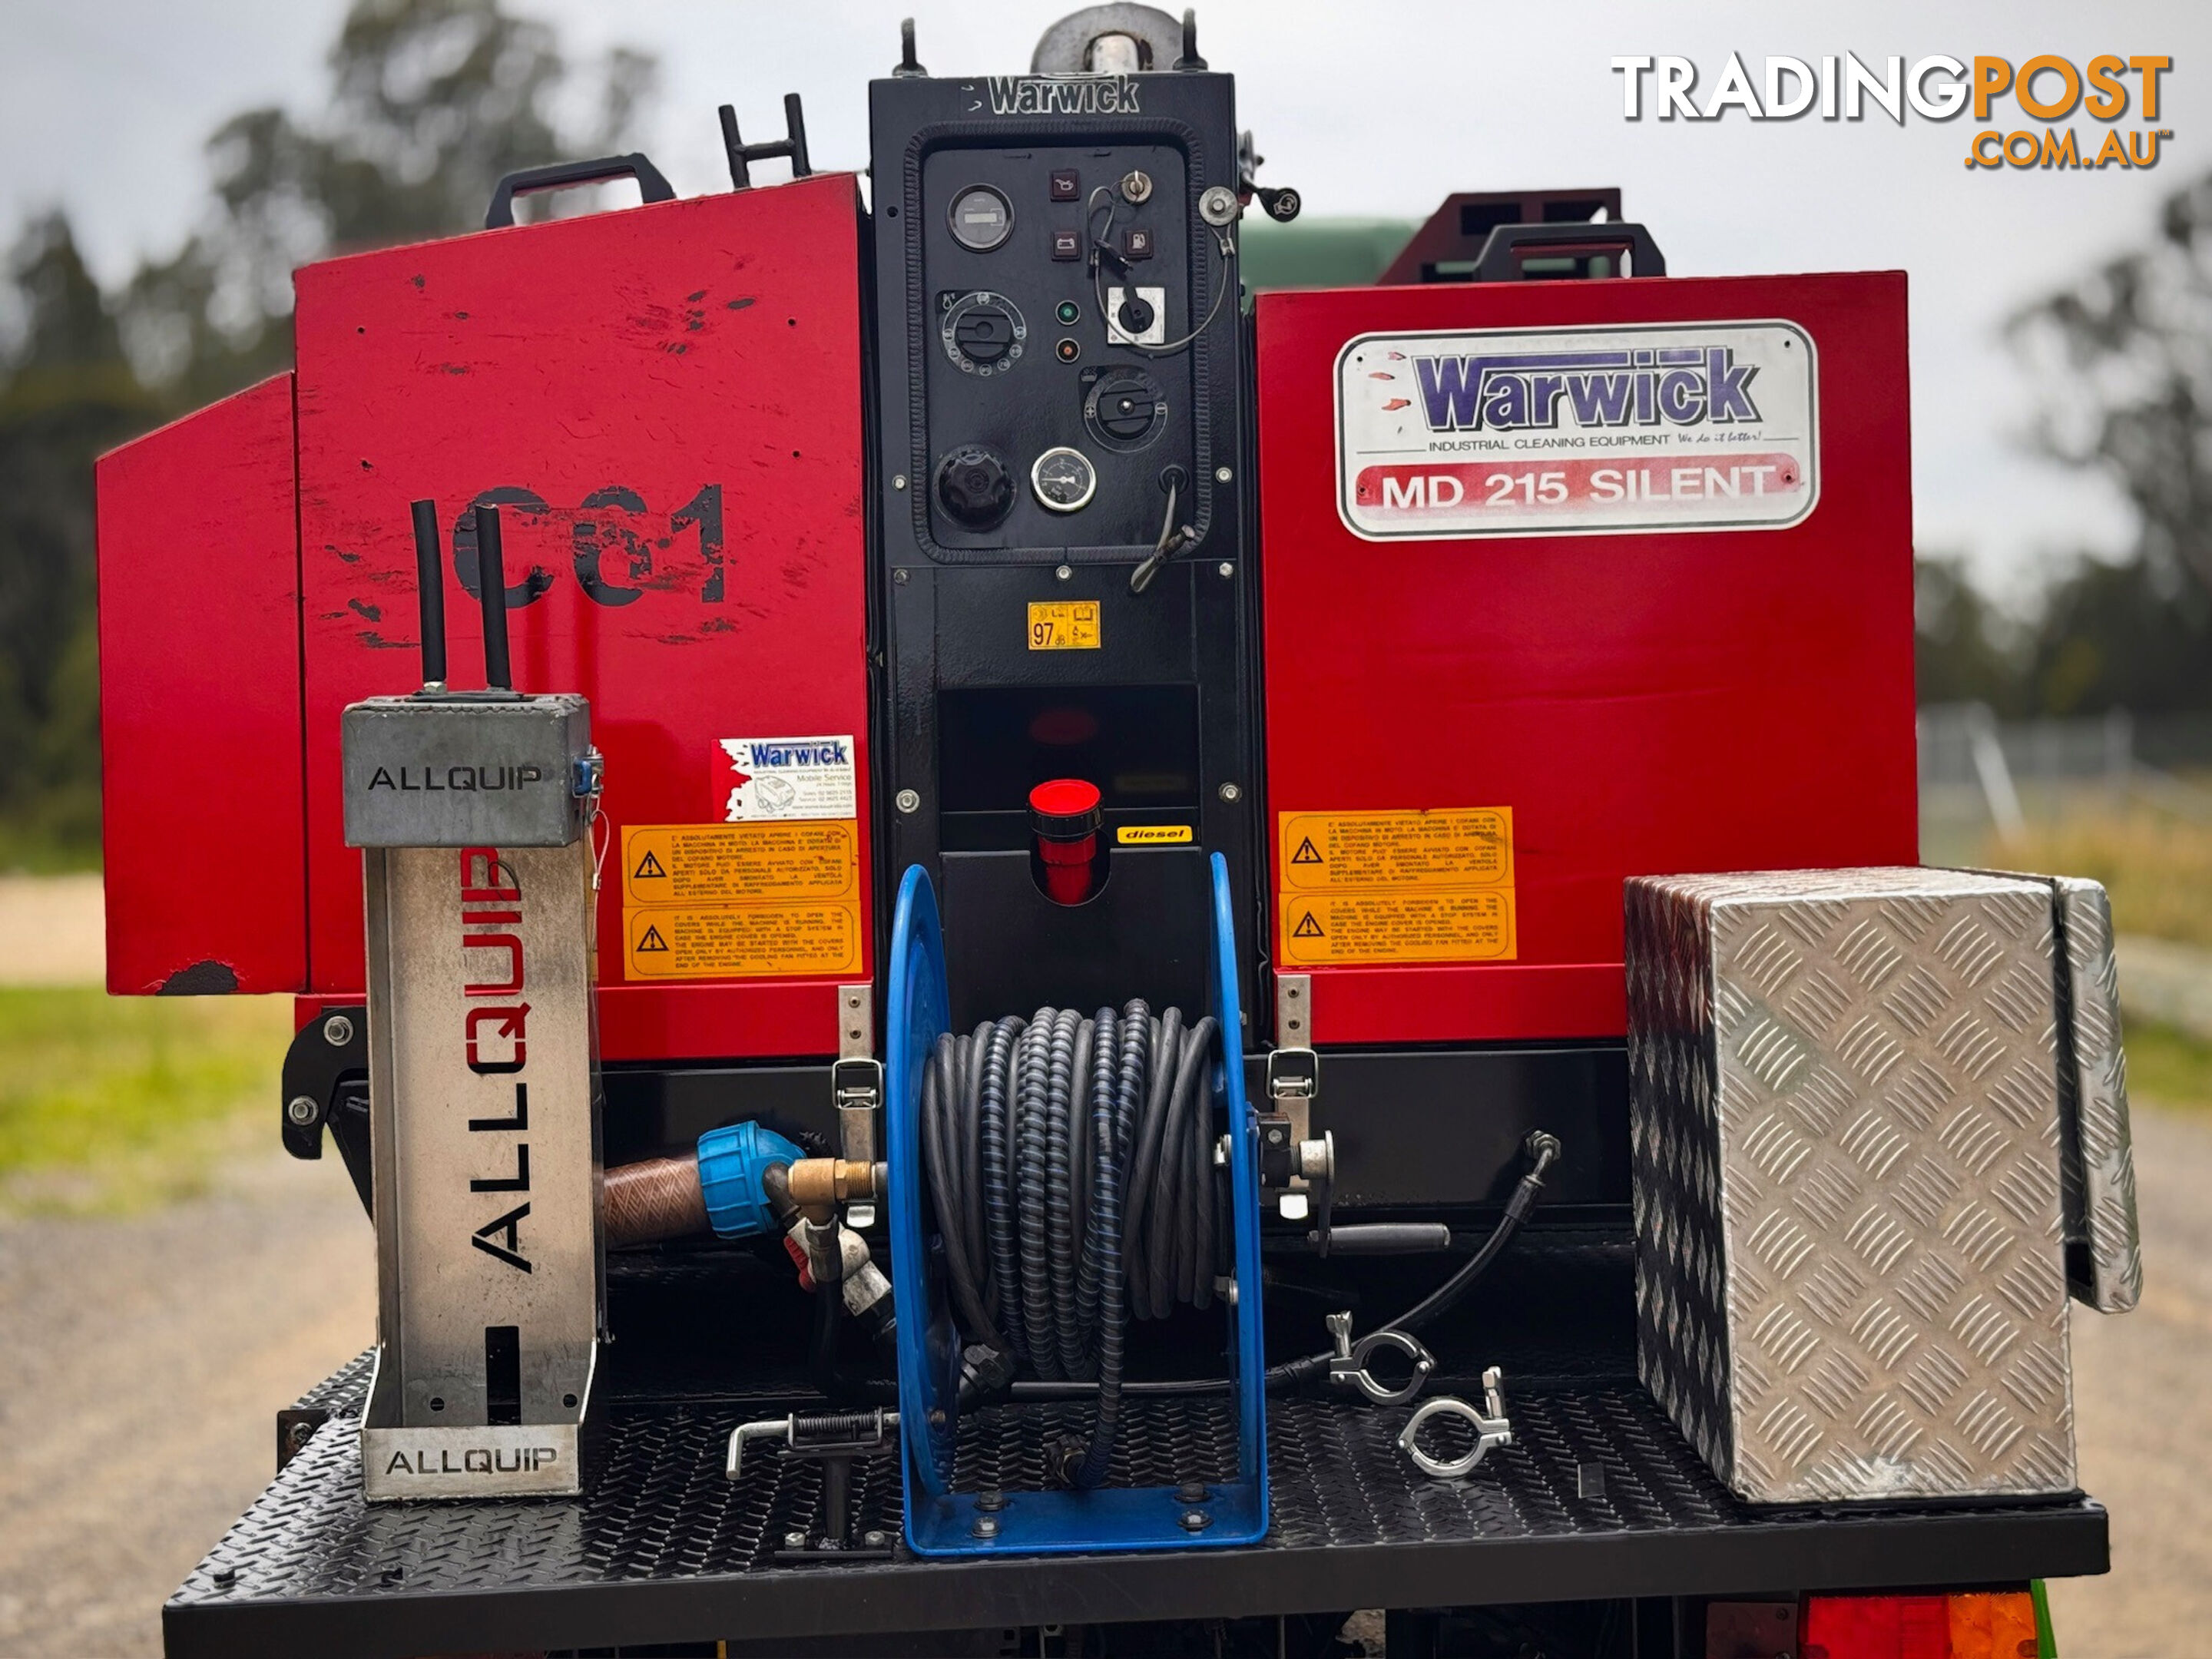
[[1264, 1131, 1561, 1393], [920, 1001, 1217, 1486]]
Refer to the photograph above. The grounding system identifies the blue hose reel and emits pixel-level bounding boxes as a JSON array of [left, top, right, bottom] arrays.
[[886, 853, 1270, 1555]]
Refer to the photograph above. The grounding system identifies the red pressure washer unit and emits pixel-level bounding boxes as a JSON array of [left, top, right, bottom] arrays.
[[98, 7, 2132, 1654]]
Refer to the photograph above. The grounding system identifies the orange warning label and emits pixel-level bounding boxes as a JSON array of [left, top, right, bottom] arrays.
[[1278, 809, 1512, 892], [621, 820, 862, 980], [623, 821, 856, 905], [1277, 889, 1516, 965], [624, 902, 862, 979], [1277, 807, 1516, 965]]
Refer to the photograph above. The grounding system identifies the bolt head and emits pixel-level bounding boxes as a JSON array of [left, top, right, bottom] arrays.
[[1179, 1508, 1213, 1532], [783, 1530, 807, 1550], [1216, 465, 1233, 483], [1055, 563, 1074, 581], [1217, 561, 1234, 578], [896, 788, 921, 815], [286, 1095, 320, 1127], [972, 1515, 1000, 1539], [892, 566, 910, 584], [893, 474, 909, 490], [322, 1014, 354, 1048], [863, 1529, 888, 1548], [1218, 782, 1241, 803]]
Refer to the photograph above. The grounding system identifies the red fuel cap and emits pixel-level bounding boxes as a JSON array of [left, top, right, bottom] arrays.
[[1029, 779, 1103, 904]]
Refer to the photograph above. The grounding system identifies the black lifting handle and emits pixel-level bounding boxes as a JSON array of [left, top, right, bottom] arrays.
[[1472, 220, 1667, 282], [409, 498, 447, 690], [484, 154, 676, 229], [720, 95, 812, 190], [474, 505, 515, 693]]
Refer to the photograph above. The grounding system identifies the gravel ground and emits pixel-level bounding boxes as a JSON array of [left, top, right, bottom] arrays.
[[0, 1102, 2200, 1658], [0, 1150, 373, 1658]]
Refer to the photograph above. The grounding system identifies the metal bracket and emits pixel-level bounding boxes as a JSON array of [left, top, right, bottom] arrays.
[[1397, 1369, 1514, 1479], [1325, 1311, 1435, 1406], [834, 984, 882, 1227]]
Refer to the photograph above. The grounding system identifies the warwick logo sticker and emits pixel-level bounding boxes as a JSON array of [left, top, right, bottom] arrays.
[[982, 75, 1141, 115], [1336, 320, 1819, 541]]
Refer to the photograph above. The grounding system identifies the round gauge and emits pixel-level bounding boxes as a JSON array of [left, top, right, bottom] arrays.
[[939, 290, 1028, 376], [1031, 447, 1098, 514], [947, 184, 1013, 252], [1084, 366, 1167, 451]]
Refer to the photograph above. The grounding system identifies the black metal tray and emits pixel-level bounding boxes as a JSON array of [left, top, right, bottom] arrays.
[[164, 1355, 2104, 1659]]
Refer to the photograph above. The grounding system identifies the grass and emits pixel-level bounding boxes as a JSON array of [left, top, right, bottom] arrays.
[[0, 988, 293, 1216], [1986, 803, 2212, 950], [2118, 1017, 2212, 1112]]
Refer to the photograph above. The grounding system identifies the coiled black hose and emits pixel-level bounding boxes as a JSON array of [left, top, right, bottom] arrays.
[[921, 1002, 1220, 1487]]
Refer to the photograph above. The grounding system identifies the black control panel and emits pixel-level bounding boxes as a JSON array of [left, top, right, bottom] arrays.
[[868, 65, 1256, 1028]]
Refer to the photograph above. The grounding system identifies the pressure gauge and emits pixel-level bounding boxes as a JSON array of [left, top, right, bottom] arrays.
[[1031, 446, 1098, 513], [948, 184, 1013, 252]]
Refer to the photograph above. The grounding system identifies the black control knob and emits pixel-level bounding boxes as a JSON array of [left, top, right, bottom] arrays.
[[935, 445, 1015, 531], [1085, 366, 1166, 451], [1118, 293, 1157, 336], [955, 308, 1014, 363]]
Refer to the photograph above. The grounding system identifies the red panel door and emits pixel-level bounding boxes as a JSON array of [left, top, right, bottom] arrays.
[[1256, 272, 1919, 1045], [98, 375, 306, 995], [293, 174, 873, 1061]]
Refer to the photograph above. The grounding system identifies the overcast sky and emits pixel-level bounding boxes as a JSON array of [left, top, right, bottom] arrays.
[[6, 0, 2205, 601]]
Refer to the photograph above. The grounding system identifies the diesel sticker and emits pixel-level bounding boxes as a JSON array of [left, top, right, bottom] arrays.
[[715, 735, 857, 823], [1336, 322, 1817, 540]]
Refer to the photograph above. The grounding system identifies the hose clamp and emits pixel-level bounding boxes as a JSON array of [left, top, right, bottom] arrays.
[[1324, 1310, 1435, 1406], [1397, 1369, 1513, 1479]]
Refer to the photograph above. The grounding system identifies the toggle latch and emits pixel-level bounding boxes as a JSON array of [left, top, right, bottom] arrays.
[[832, 983, 882, 1227], [1260, 974, 1335, 1241]]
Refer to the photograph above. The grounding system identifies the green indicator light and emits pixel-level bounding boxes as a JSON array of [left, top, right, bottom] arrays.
[[1056, 300, 1080, 325]]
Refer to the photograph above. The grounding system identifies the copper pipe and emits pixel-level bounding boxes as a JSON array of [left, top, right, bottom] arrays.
[[785, 1157, 886, 1221], [603, 1154, 710, 1247]]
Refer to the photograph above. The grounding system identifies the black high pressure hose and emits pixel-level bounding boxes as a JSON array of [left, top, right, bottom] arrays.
[[921, 1002, 1221, 1488], [1264, 1128, 1561, 1392]]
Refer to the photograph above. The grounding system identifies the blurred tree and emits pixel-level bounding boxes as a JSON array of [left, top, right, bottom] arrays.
[[119, 0, 657, 402], [1914, 554, 2028, 715], [2006, 168, 2212, 714], [0, 216, 164, 858], [0, 0, 655, 862]]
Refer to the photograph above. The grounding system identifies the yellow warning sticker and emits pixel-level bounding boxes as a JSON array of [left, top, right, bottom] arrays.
[[1277, 807, 1517, 965], [1277, 890, 1516, 965], [625, 902, 862, 979], [1028, 600, 1102, 651], [623, 821, 856, 905], [1118, 823, 1194, 845], [621, 821, 863, 980], [1279, 808, 1512, 892]]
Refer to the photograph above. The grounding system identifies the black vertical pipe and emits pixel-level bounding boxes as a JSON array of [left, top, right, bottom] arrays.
[[475, 504, 514, 692], [409, 498, 447, 688]]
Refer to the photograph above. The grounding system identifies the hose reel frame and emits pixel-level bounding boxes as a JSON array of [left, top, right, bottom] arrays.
[[886, 854, 1269, 1555]]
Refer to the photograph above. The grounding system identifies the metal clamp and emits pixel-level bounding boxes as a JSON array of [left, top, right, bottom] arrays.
[[727, 1408, 900, 1560], [1325, 1311, 1435, 1406], [1397, 1369, 1513, 1479]]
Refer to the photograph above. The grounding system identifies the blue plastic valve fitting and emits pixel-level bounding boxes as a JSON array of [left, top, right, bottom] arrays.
[[695, 1120, 804, 1240]]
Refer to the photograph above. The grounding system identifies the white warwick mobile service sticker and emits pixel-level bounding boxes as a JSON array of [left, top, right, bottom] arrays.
[[1336, 321, 1818, 540], [716, 736, 857, 823]]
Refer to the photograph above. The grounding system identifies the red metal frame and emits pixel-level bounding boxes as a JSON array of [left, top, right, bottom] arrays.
[[1255, 272, 1919, 1045], [97, 375, 306, 996]]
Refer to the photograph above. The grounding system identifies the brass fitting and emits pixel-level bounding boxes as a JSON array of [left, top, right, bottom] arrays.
[[785, 1157, 886, 1221]]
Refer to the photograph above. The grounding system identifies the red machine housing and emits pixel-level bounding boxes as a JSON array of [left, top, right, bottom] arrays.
[[98, 174, 874, 1061], [1255, 272, 1918, 1045]]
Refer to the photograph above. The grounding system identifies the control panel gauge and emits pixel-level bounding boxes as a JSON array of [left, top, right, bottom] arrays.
[[940, 290, 1028, 376], [1031, 446, 1098, 513], [1084, 366, 1167, 451], [948, 184, 1013, 251]]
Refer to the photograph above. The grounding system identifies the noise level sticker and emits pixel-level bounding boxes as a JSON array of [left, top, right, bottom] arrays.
[[621, 821, 863, 980], [1277, 807, 1516, 965]]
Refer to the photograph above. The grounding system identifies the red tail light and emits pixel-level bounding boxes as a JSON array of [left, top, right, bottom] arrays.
[[1796, 1591, 2040, 1659]]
